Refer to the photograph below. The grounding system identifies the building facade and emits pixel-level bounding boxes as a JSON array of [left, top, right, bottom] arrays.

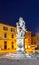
[[35, 33, 39, 49], [25, 31, 31, 46], [0, 23, 17, 53]]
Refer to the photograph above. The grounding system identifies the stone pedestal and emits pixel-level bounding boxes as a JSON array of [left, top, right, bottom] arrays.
[[16, 38, 25, 53]]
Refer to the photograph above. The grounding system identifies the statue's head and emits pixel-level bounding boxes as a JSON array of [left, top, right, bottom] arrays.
[[19, 17, 25, 27]]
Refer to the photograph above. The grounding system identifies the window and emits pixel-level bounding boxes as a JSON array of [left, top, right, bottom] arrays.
[[11, 34, 14, 38], [4, 33, 7, 38], [12, 42, 14, 49], [11, 28, 15, 32], [3, 26, 8, 31], [4, 41, 7, 49]]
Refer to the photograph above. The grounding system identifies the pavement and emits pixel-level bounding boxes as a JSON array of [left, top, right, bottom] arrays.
[[0, 58, 39, 65], [0, 53, 39, 65]]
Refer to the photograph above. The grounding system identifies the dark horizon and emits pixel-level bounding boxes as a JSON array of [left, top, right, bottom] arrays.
[[0, 0, 39, 34]]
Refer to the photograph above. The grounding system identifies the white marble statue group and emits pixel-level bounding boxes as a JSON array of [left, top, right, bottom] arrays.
[[16, 17, 26, 53]]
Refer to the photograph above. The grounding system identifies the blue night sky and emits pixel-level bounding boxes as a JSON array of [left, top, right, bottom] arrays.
[[0, 0, 39, 34]]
